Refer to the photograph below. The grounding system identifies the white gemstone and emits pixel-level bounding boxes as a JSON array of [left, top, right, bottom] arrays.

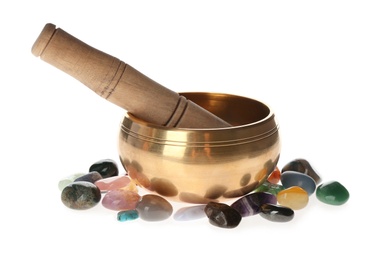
[[173, 205, 206, 221]]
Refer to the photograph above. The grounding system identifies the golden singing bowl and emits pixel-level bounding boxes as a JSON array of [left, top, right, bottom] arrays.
[[118, 92, 281, 203]]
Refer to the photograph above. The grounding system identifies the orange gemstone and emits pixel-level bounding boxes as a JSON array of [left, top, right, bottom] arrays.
[[276, 186, 309, 210], [267, 167, 281, 184]]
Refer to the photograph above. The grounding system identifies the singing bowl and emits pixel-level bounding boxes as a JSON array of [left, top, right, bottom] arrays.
[[118, 92, 281, 203]]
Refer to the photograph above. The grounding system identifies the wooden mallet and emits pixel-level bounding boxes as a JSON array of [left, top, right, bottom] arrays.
[[32, 23, 231, 128]]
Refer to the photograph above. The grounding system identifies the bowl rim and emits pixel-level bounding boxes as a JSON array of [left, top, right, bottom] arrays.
[[126, 92, 275, 129], [120, 92, 279, 145]]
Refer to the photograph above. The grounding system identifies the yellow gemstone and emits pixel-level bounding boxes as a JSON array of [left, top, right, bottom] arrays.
[[276, 186, 309, 210]]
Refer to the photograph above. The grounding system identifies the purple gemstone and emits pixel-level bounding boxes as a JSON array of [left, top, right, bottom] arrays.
[[230, 192, 277, 217]]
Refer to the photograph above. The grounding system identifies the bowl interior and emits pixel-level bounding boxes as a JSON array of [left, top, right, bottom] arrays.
[[181, 92, 271, 126]]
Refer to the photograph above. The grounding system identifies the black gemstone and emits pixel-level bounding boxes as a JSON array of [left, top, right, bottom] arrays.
[[259, 203, 294, 222], [89, 159, 119, 178]]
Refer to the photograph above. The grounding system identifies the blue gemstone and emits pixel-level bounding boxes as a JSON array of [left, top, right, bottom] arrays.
[[281, 171, 316, 196], [281, 159, 322, 184]]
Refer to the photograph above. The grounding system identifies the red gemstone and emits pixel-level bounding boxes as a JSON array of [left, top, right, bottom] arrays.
[[267, 167, 281, 184]]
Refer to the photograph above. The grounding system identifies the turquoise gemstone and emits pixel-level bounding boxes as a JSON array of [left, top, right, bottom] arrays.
[[117, 210, 139, 222], [316, 181, 349, 205]]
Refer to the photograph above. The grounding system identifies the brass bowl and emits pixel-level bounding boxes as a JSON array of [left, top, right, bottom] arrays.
[[118, 92, 281, 203]]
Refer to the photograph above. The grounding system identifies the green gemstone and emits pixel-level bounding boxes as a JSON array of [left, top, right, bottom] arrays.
[[58, 173, 85, 191], [253, 181, 284, 195], [316, 181, 349, 205]]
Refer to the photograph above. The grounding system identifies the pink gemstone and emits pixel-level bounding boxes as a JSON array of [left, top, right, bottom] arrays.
[[95, 176, 132, 193], [101, 190, 141, 211]]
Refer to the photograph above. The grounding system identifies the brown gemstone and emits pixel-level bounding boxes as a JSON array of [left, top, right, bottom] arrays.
[[204, 202, 242, 228]]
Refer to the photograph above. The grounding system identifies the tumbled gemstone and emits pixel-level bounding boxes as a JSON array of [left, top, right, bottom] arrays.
[[136, 194, 173, 221], [281, 171, 316, 196], [259, 203, 294, 222], [267, 167, 281, 184], [253, 181, 285, 195], [316, 181, 349, 205], [58, 173, 85, 191], [230, 192, 277, 217], [94, 175, 133, 193], [277, 186, 309, 210], [89, 159, 119, 178], [204, 202, 242, 228], [74, 171, 102, 183], [282, 158, 322, 184], [173, 205, 206, 221], [101, 189, 141, 211], [61, 181, 101, 210], [117, 209, 139, 222]]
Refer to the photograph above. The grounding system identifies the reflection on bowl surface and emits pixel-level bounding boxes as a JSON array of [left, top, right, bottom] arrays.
[[118, 92, 281, 203]]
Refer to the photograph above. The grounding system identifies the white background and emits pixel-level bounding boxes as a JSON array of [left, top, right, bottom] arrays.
[[1, 1, 388, 259]]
